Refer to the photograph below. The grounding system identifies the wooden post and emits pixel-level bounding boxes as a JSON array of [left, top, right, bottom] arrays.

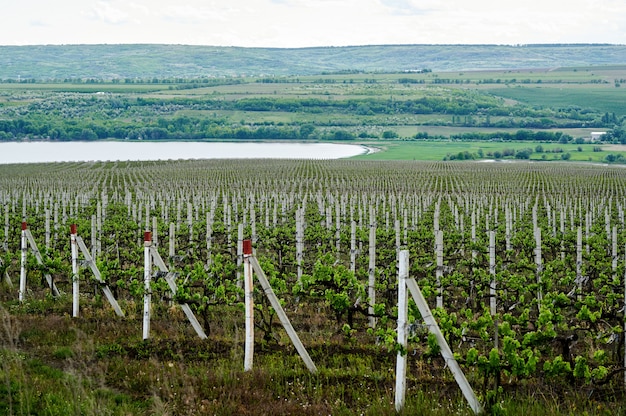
[[435, 229, 444, 309], [243, 239, 254, 371], [3, 204, 8, 251], [350, 220, 356, 274], [169, 222, 175, 259], [296, 208, 304, 283], [70, 224, 79, 317], [335, 201, 341, 259], [143, 231, 152, 340], [395, 250, 409, 412], [368, 206, 377, 328], [572, 226, 583, 300], [237, 223, 244, 288], [152, 217, 158, 247], [535, 227, 542, 307], [206, 211, 213, 267], [489, 231, 496, 316], [612, 226, 618, 273], [45, 209, 51, 250], [19, 222, 27, 302]]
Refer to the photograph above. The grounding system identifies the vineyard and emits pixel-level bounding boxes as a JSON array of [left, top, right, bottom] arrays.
[[1, 159, 626, 415]]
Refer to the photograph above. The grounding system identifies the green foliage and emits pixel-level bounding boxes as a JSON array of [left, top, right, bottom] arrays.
[[296, 254, 365, 327]]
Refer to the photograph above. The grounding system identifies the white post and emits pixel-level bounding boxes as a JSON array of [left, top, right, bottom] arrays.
[[296, 208, 304, 283], [435, 229, 444, 309], [623, 240, 626, 388], [237, 223, 244, 288], [143, 231, 152, 340], [395, 250, 409, 412], [489, 231, 496, 316], [576, 227, 583, 298], [3, 205, 8, 251], [45, 209, 51, 250], [19, 222, 27, 302], [244, 239, 254, 371], [335, 201, 341, 259], [350, 220, 356, 274], [71, 224, 79, 318], [535, 227, 542, 307], [612, 226, 618, 273], [368, 206, 377, 328], [169, 222, 175, 259]]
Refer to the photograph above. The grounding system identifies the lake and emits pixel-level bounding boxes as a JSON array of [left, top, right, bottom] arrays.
[[0, 141, 369, 164]]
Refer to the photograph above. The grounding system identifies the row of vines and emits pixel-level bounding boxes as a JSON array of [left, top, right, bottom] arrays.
[[1, 159, 626, 410]]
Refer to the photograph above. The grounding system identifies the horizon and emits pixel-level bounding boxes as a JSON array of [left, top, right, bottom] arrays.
[[2, 42, 624, 49]]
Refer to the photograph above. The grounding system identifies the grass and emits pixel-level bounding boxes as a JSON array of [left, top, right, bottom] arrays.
[[485, 84, 626, 115], [353, 140, 626, 162], [0, 290, 624, 415]]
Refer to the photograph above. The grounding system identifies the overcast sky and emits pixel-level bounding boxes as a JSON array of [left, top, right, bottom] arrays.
[[3, 0, 625, 47]]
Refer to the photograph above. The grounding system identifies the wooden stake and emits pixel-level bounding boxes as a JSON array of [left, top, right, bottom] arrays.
[[71, 224, 79, 317], [395, 250, 409, 412], [143, 231, 152, 340], [19, 222, 27, 302], [244, 239, 254, 371]]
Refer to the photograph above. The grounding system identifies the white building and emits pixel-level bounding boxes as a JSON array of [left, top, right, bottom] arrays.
[[590, 132, 607, 142]]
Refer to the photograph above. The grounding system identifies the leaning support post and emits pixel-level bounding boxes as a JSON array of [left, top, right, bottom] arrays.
[[247, 241, 317, 374], [20, 222, 60, 299], [404, 263, 483, 415], [143, 231, 152, 340], [243, 239, 255, 371], [149, 246, 207, 339], [70, 224, 79, 317], [74, 231, 124, 317]]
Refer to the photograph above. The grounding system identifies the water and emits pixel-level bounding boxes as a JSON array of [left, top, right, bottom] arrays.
[[0, 141, 368, 164]]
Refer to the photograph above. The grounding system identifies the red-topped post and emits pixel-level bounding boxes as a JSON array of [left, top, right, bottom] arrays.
[[243, 239, 252, 256], [143, 231, 153, 340], [243, 238, 254, 371]]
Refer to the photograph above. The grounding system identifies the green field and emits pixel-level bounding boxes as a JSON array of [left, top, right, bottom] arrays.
[[1, 61, 626, 164], [353, 140, 626, 162]]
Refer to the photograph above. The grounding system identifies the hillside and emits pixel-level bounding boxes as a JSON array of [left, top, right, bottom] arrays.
[[2, 43, 626, 80]]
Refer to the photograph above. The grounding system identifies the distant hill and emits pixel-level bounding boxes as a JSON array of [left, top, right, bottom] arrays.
[[2, 43, 626, 80]]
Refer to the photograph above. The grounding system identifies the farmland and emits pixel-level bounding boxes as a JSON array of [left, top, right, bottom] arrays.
[[1, 44, 626, 415], [1, 159, 626, 414], [1, 58, 626, 163]]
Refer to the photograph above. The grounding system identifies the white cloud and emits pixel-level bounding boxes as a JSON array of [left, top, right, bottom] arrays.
[[85, 1, 131, 25], [1, 0, 625, 46]]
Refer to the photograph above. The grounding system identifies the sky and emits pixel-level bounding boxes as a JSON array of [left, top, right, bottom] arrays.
[[3, 0, 626, 47]]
